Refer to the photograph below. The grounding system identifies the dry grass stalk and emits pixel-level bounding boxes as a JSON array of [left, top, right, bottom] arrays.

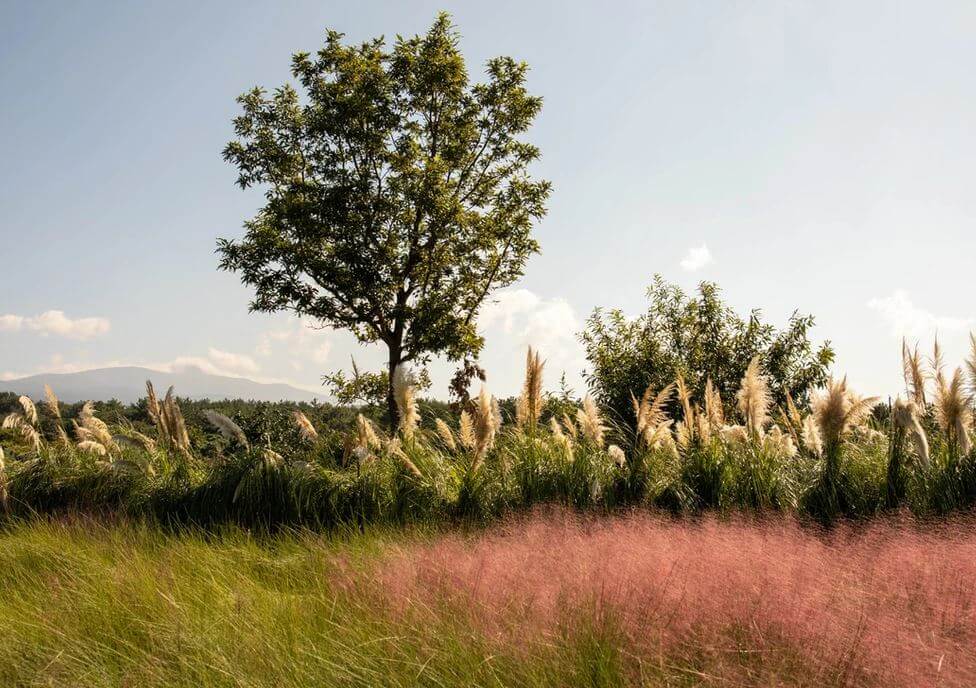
[[261, 448, 284, 466], [801, 415, 823, 458], [43, 385, 61, 420], [608, 444, 626, 467], [458, 411, 476, 450], [737, 357, 770, 435], [633, 382, 674, 449], [515, 347, 545, 431], [472, 386, 501, 468], [703, 379, 725, 430], [434, 418, 457, 452], [393, 367, 419, 440], [764, 425, 797, 458], [202, 410, 249, 448], [146, 381, 161, 425], [902, 339, 927, 405], [932, 367, 973, 456], [356, 414, 381, 450], [292, 410, 319, 443], [576, 396, 605, 448], [812, 378, 879, 451], [893, 397, 930, 467], [561, 413, 578, 440], [77, 440, 108, 457], [18, 396, 37, 426], [160, 387, 192, 455]]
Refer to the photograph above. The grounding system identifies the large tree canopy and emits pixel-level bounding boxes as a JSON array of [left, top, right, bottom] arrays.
[[218, 13, 550, 424]]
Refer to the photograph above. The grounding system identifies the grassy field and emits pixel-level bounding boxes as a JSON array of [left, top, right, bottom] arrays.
[[1, 510, 973, 687]]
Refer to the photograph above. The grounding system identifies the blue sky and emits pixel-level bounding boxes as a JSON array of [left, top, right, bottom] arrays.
[[2, 1, 975, 398]]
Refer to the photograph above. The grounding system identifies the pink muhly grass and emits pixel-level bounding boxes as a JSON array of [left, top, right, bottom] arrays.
[[370, 509, 976, 687]]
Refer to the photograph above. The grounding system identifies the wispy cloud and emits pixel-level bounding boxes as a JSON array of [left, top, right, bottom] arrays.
[[0, 310, 110, 340], [680, 243, 713, 271], [256, 317, 332, 370], [478, 289, 586, 378], [867, 290, 973, 338]]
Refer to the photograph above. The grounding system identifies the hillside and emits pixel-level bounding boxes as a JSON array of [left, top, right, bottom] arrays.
[[0, 366, 322, 403]]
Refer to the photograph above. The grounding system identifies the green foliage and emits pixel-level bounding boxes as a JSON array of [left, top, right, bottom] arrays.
[[580, 276, 835, 425], [217, 13, 551, 424]]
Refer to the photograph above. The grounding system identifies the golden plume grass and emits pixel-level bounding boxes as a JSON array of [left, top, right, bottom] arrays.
[[77, 440, 108, 457], [801, 415, 823, 458], [472, 386, 500, 468], [43, 384, 61, 420], [393, 367, 419, 440], [434, 418, 457, 452], [704, 379, 725, 430], [812, 377, 879, 451], [893, 397, 930, 467], [932, 367, 973, 456], [633, 382, 674, 448], [515, 347, 545, 431], [292, 410, 319, 443], [576, 395, 605, 448], [146, 380, 161, 425], [608, 444, 626, 467], [18, 396, 37, 426], [160, 387, 192, 456], [458, 411, 475, 450], [736, 357, 770, 435], [561, 413, 578, 441], [202, 410, 249, 447], [902, 339, 926, 405]]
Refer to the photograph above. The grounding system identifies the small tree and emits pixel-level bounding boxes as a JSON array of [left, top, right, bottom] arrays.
[[218, 14, 550, 425], [580, 276, 835, 425]]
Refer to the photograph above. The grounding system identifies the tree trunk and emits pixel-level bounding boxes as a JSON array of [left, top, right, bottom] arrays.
[[386, 345, 402, 431]]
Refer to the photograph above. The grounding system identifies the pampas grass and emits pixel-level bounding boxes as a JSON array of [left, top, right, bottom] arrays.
[[292, 410, 319, 443], [736, 357, 770, 435], [17, 396, 37, 426], [892, 397, 929, 467], [812, 378, 878, 452], [576, 395, 605, 448], [902, 339, 927, 405], [434, 418, 457, 452], [77, 440, 108, 457], [802, 415, 824, 458], [393, 367, 419, 440], [202, 410, 250, 448], [43, 384, 61, 420], [932, 366, 973, 457], [472, 386, 501, 468], [515, 347, 544, 431]]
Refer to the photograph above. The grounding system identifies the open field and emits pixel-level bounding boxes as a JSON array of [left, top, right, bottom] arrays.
[[0, 509, 973, 687]]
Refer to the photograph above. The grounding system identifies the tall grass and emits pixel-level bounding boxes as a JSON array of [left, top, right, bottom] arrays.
[[1, 338, 975, 528], [1, 511, 974, 687]]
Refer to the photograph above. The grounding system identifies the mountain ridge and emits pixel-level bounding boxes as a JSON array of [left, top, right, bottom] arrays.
[[0, 366, 323, 403]]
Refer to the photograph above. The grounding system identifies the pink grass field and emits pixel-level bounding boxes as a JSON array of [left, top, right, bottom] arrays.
[[369, 509, 976, 686]]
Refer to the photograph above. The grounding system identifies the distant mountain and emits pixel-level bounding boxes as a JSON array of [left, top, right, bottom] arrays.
[[0, 366, 323, 404]]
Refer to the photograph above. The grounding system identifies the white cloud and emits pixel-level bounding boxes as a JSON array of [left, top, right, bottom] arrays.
[[477, 289, 586, 386], [867, 290, 973, 338], [0, 310, 110, 340], [257, 317, 333, 369], [680, 243, 713, 271], [206, 347, 259, 375]]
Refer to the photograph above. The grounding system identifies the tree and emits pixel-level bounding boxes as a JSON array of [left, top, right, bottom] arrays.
[[580, 276, 835, 425], [218, 14, 551, 425]]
